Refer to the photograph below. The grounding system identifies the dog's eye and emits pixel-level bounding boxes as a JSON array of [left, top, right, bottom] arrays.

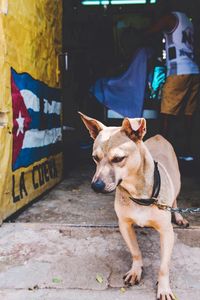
[[93, 155, 100, 162], [111, 156, 126, 163]]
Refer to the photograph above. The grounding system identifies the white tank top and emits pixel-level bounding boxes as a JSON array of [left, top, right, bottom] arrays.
[[164, 11, 199, 76]]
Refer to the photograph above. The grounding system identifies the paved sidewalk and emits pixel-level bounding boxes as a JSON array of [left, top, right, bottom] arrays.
[[0, 223, 199, 300], [14, 164, 200, 226], [1, 288, 200, 300]]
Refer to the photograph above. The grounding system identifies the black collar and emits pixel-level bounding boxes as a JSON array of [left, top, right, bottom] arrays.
[[129, 161, 161, 206]]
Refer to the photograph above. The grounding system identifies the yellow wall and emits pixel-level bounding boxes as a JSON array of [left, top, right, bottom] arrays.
[[0, 0, 63, 222]]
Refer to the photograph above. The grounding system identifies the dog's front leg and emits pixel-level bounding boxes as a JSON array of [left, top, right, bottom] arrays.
[[157, 223, 175, 300], [119, 220, 143, 286]]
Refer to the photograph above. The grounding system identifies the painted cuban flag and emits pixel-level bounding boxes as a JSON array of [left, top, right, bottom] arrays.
[[11, 68, 62, 171]]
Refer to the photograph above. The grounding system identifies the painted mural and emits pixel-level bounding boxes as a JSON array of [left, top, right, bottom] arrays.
[[0, 0, 62, 222]]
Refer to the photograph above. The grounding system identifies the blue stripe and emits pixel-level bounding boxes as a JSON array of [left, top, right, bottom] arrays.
[[13, 142, 62, 171], [28, 109, 61, 130], [11, 68, 61, 102]]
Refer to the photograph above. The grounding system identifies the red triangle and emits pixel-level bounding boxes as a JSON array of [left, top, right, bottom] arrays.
[[11, 75, 32, 164]]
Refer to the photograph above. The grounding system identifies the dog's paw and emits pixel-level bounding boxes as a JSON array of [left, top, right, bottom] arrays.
[[172, 212, 189, 228], [123, 266, 143, 286], [156, 279, 176, 300], [157, 287, 175, 300]]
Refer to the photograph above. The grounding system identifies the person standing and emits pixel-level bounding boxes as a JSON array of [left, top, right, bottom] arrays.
[[147, 10, 200, 156]]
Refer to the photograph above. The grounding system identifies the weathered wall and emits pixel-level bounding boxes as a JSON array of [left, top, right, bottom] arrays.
[[0, 0, 63, 222]]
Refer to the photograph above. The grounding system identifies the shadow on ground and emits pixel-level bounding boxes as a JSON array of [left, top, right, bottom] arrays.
[[11, 162, 200, 227]]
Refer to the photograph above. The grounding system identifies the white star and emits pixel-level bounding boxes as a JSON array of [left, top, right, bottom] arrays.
[[16, 111, 25, 136]]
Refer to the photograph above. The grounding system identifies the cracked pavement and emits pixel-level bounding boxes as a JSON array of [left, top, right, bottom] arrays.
[[0, 223, 200, 299], [1, 164, 200, 299]]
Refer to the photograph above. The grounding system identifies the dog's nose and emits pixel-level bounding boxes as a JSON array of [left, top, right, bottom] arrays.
[[91, 179, 105, 193]]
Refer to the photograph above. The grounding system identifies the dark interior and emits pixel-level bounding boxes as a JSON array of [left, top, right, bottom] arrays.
[[61, 0, 200, 176]]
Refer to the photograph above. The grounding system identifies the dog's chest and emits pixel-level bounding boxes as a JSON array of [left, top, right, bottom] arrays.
[[115, 194, 158, 228]]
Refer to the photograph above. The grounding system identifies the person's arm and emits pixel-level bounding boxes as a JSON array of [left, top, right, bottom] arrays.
[[146, 13, 178, 35]]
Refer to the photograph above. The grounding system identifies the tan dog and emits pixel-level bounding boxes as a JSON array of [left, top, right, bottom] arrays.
[[79, 112, 188, 300]]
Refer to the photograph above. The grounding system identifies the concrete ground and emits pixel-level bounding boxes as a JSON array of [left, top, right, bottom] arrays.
[[0, 224, 200, 300], [13, 163, 200, 226], [1, 162, 200, 299]]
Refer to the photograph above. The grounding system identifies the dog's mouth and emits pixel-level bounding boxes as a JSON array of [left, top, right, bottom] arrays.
[[91, 181, 117, 194], [91, 178, 122, 194], [100, 186, 116, 194], [102, 180, 122, 193]]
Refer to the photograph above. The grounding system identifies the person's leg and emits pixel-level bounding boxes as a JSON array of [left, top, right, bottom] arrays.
[[160, 113, 168, 137], [160, 108, 176, 144], [160, 75, 191, 149], [183, 114, 193, 155], [160, 77, 176, 141], [183, 75, 200, 156]]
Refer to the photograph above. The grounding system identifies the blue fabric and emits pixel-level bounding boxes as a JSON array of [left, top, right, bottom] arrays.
[[13, 142, 62, 170], [90, 48, 153, 118], [28, 109, 61, 130], [11, 68, 61, 102], [150, 66, 166, 99], [151, 66, 166, 91], [11, 68, 62, 171]]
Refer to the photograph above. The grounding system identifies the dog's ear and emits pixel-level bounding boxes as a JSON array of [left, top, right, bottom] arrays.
[[121, 118, 146, 142], [78, 112, 106, 140]]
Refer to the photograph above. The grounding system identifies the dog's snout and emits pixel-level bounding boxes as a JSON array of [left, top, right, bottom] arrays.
[[91, 179, 105, 193]]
